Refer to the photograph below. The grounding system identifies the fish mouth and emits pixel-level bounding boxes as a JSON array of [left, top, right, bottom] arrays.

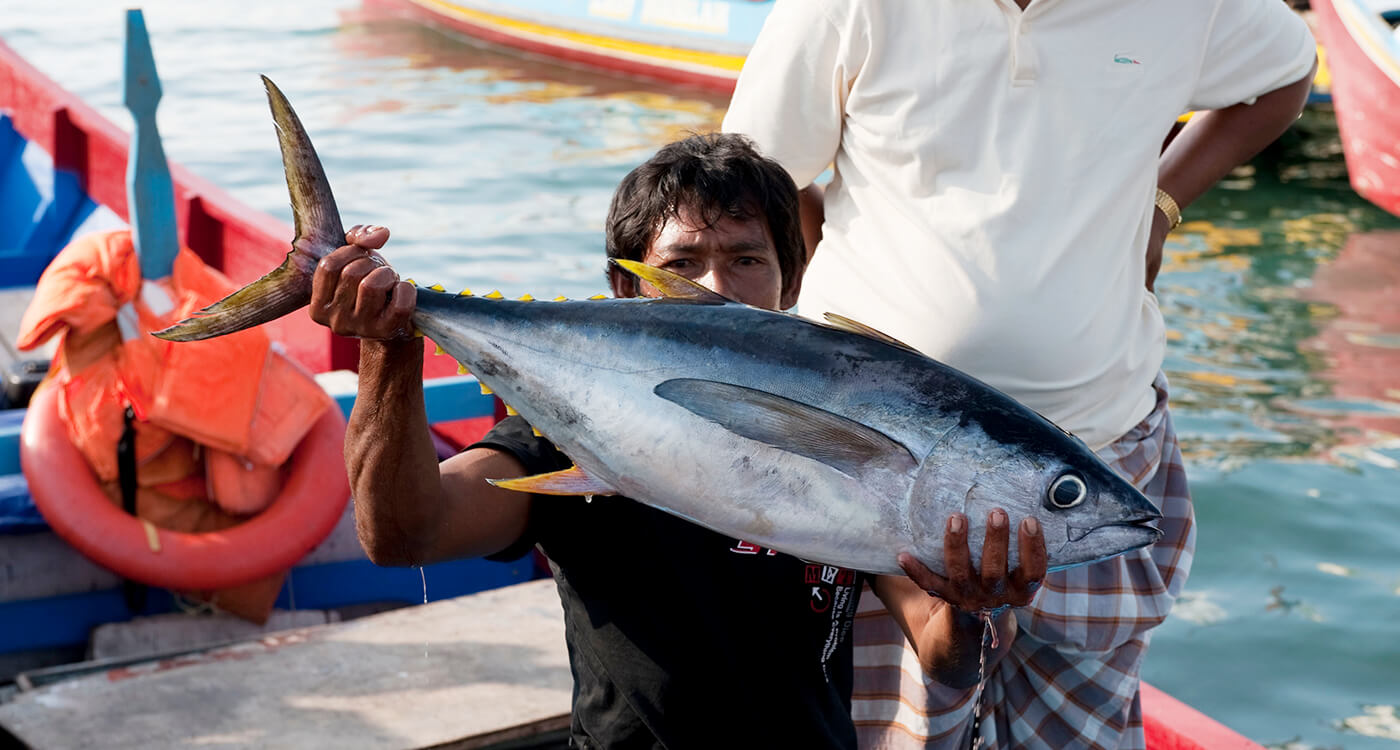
[[1065, 516, 1163, 544], [1052, 517, 1163, 568]]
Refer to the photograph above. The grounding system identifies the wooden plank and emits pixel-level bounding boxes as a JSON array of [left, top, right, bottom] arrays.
[[0, 579, 571, 750]]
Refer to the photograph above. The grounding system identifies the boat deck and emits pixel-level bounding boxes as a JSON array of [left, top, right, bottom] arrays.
[[0, 579, 572, 750]]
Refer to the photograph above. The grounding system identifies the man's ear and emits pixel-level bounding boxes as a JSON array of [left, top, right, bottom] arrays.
[[779, 265, 805, 311], [608, 264, 637, 299]]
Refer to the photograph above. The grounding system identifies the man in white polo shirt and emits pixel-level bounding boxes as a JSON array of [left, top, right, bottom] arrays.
[[724, 0, 1315, 747]]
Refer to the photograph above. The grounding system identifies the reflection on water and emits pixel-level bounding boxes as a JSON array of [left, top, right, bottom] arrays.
[[305, 15, 729, 297], [1146, 110, 1400, 750], [331, 13, 726, 161], [1157, 114, 1400, 471], [1167, 589, 1230, 626], [1336, 705, 1400, 742], [1, 1, 729, 300], [1296, 229, 1400, 442], [1265, 584, 1325, 622]]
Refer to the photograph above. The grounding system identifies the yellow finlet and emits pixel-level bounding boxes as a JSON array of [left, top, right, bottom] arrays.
[[479, 381, 494, 395], [505, 404, 519, 416], [531, 426, 544, 438], [433, 343, 446, 356], [428, 283, 446, 292], [553, 296, 568, 302], [413, 328, 424, 338], [458, 288, 473, 296], [404, 278, 417, 286], [589, 294, 607, 300], [487, 466, 617, 496], [457, 363, 471, 375], [518, 294, 535, 302], [611, 258, 727, 302], [485, 290, 504, 300]]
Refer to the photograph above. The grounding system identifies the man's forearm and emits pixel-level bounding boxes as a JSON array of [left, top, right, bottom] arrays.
[[346, 338, 444, 566], [1158, 65, 1317, 212]]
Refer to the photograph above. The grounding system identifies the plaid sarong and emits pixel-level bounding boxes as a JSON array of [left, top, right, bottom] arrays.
[[852, 373, 1195, 749]]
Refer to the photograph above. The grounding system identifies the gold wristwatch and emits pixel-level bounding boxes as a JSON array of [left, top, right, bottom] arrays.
[[1154, 188, 1182, 231]]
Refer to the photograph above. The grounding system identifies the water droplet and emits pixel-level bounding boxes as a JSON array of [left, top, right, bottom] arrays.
[[420, 567, 429, 660]]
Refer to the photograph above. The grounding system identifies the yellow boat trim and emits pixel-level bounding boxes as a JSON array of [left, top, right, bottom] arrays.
[[409, 0, 745, 77], [1315, 44, 1333, 91]]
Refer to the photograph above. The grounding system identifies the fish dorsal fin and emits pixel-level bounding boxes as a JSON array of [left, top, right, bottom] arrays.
[[654, 379, 917, 478], [488, 466, 617, 496], [822, 312, 920, 353], [611, 259, 730, 302]]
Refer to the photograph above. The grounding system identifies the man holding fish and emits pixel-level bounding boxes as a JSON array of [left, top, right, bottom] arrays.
[[157, 81, 1171, 748], [318, 134, 1047, 748], [722, 0, 1317, 746]]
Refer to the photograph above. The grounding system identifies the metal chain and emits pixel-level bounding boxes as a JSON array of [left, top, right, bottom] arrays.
[[967, 611, 997, 750]]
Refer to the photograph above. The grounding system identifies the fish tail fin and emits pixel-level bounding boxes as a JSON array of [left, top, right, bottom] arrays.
[[151, 253, 315, 341], [151, 76, 344, 342]]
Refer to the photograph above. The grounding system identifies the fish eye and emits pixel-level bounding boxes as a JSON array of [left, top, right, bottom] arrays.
[[1048, 473, 1087, 509]]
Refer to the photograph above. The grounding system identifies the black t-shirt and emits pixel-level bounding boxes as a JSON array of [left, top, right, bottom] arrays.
[[473, 416, 866, 750]]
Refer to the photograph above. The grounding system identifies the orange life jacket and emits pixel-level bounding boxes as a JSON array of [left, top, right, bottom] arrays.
[[17, 230, 333, 622]]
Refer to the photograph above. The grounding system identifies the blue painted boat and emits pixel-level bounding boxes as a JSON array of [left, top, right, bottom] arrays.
[[0, 17, 532, 678]]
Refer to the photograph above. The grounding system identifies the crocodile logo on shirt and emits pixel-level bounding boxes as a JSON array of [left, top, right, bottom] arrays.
[[1113, 53, 1142, 65]]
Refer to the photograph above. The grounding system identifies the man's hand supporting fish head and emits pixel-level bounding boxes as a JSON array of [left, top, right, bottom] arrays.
[[882, 510, 1048, 688]]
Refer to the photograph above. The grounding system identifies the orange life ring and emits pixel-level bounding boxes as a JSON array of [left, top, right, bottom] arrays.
[[21, 385, 350, 591]]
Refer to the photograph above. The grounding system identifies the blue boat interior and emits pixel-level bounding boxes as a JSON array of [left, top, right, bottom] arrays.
[[0, 114, 124, 290], [0, 373, 523, 656]]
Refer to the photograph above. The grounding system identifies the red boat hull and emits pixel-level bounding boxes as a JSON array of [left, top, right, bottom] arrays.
[[1313, 0, 1400, 216]]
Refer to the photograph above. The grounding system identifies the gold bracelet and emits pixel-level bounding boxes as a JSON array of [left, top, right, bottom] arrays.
[[1154, 188, 1182, 231]]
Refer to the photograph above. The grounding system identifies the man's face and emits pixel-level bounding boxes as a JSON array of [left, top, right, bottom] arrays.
[[610, 205, 798, 311]]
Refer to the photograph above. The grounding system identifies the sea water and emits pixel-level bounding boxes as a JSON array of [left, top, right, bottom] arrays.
[[3, 2, 1398, 746]]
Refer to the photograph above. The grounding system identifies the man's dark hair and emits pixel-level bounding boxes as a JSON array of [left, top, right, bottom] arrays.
[[605, 133, 804, 297]]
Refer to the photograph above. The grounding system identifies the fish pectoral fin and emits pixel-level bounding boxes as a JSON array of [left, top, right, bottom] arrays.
[[610, 259, 731, 303], [654, 378, 918, 478], [487, 466, 618, 496], [821, 313, 920, 353]]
